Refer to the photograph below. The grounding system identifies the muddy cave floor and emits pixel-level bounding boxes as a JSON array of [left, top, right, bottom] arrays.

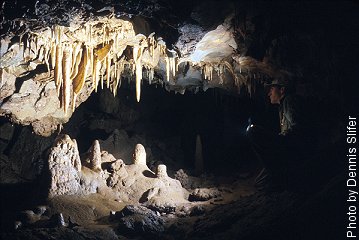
[[0, 162, 345, 240]]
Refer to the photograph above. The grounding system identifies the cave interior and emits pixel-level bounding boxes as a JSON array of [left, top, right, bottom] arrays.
[[0, 0, 358, 239]]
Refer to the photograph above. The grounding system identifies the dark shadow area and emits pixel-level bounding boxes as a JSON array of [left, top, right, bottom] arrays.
[[142, 170, 156, 178]]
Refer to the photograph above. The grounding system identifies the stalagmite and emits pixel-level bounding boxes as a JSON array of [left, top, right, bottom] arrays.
[[89, 140, 102, 172], [156, 164, 168, 179], [72, 139, 82, 172], [133, 144, 146, 165]]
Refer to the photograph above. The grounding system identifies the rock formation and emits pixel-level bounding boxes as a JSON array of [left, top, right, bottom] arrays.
[[133, 143, 147, 165], [47, 134, 81, 197], [88, 140, 102, 172], [156, 164, 168, 179]]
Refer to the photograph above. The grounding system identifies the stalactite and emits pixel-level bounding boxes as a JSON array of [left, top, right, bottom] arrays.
[[92, 55, 99, 92], [73, 45, 89, 94], [43, 45, 50, 76], [170, 57, 176, 77], [165, 56, 171, 82], [50, 41, 56, 69], [6, 19, 201, 115], [54, 43, 63, 96], [106, 54, 111, 88], [133, 40, 145, 102], [62, 45, 73, 115], [202, 64, 213, 81], [135, 54, 143, 102], [113, 56, 124, 97], [100, 59, 105, 90], [70, 44, 83, 80]]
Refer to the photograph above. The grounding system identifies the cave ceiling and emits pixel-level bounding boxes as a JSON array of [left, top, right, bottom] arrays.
[[0, 0, 358, 136]]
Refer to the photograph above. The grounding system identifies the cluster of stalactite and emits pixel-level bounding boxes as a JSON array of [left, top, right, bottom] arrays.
[[15, 17, 179, 114], [2, 16, 277, 113], [196, 56, 273, 96]]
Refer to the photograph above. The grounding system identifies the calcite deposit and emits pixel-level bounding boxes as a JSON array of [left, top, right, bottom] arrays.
[[45, 135, 188, 211], [47, 134, 81, 197], [88, 140, 102, 172]]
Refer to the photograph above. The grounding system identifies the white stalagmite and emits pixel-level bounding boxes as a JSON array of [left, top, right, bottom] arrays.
[[89, 140, 102, 171], [72, 139, 82, 172], [62, 45, 73, 115], [133, 143, 146, 165], [156, 164, 168, 178]]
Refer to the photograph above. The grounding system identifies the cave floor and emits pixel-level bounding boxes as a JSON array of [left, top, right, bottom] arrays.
[[0, 170, 259, 239]]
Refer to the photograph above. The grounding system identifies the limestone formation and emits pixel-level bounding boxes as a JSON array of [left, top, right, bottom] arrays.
[[133, 143, 147, 165], [156, 164, 168, 179], [88, 140, 102, 172], [47, 135, 81, 197], [72, 139, 82, 172]]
